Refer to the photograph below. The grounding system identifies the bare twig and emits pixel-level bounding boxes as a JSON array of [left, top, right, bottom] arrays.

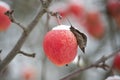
[[18, 51, 35, 58], [0, 50, 2, 62], [5, 10, 26, 31], [60, 49, 120, 80], [0, 0, 52, 72], [47, 11, 62, 24], [0, 50, 2, 53], [104, 66, 114, 80]]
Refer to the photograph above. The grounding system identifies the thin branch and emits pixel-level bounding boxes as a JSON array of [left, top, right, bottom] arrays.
[[0, 0, 52, 72], [18, 51, 35, 58], [60, 49, 120, 80], [0, 50, 2, 53], [46, 11, 63, 24], [0, 50, 2, 62], [104, 66, 114, 80], [5, 10, 26, 31]]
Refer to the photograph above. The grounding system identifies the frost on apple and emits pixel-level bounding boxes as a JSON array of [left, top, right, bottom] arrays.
[[43, 25, 78, 66], [105, 75, 120, 80], [43, 25, 87, 66]]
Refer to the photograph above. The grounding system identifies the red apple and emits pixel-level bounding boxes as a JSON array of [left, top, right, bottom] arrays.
[[58, 3, 85, 21], [43, 25, 78, 66], [68, 3, 85, 19], [56, 3, 85, 25], [0, 1, 11, 31], [22, 66, 36, 80], [113, 52, 120, 71], [107, 0, 120, 18], [84, 12, 105, 39], [107, 0, 120, 29]]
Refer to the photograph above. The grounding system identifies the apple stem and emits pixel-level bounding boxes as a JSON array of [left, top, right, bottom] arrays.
[[55, 13, 62, 25], [66, 17, 73, 26]]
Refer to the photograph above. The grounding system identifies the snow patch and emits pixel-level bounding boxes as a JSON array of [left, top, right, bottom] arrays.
[[0, 1, 10, 10], [52, 25, 70, 30], [105, 75, 120, 80]]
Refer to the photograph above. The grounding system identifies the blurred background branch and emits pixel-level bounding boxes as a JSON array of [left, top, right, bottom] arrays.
[[0, 0, 120, 80], [61, 49, 120, 80], [0, 0, 52, 72]]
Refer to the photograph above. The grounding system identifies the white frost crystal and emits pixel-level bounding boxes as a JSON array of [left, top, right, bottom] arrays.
[[52, 25, 70, 30], [0, 1, 10, 10], [105, 75, 120, 80]]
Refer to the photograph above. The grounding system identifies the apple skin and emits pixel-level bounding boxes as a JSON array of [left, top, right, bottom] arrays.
[[107, 0, 120, 18], [0, 1, 11, 31], [107, 0, 120, 29], [113, 53, 120, 71], [68, 3, 84, 18], [84, 12, 105, 39], [58, 3, 85, 21], [43, 25, 78, 66], [22, 66, 36, 80]]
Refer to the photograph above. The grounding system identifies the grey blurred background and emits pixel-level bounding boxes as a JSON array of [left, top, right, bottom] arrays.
[[0, 0, 120, 80]]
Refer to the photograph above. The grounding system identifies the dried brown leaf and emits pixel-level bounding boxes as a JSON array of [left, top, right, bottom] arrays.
[[70, 26, 87, 53]]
